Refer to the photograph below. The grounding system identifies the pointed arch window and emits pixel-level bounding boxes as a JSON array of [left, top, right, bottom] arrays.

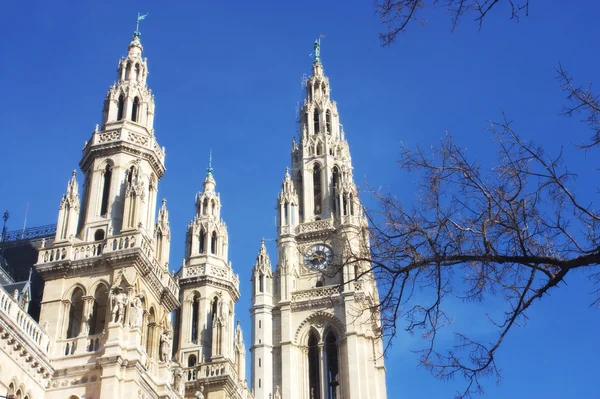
[[325, 331, 340, 399], [313, 109, 320, 134], [191, 293, 200, 344], [203, 198, 208, 215], [332, 167, 340, 214], [313, 164, 322, 215], [283, 202, 289, 225], [211, 231, 218, 255], [66, 288, 84, 338], [125, 62, 132, 80], [89, 285, 108, 335], [199, 228, 206, 254], [326, 110, 332, 134], [259, 272, 264, 293], [297, 171, 304, 220], [132, 97, 140, 122], [100, 165, 112, 216], [134, 63, 140, 81], [117, 95, 125, 120], [308, 332, 321, 399]]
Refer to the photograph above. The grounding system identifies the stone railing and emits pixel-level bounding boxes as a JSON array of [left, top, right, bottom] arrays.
[[184, 359, 238, 383], [296, 218, 335, 235], [291, 285, 342, 302], [86, 124, 165, 164], [0, 285, 51, 355], [37, 232, 179, 300], [183, 261, 240, 291]]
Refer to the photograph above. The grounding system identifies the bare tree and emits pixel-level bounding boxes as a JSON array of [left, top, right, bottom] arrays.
[[351, 67, 600, 398], [375, 0, 530, 45]]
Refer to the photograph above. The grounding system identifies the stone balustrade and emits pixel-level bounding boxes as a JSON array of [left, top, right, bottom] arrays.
[[184, 359, 238, 383], [291, 285, 342, 302], [86, 124, 165, 164], [37, 232, 179, 300], [0, 285, 51, 355], [183, 261, 240, 291]]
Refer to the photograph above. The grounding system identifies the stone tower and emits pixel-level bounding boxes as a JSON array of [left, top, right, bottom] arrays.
[[35, 30, 182, 399], [251, 42, 387, 399], [174, 163, 252, 398]]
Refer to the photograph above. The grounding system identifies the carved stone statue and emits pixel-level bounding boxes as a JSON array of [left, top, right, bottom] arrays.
[[129, 296, 143, 328], [194, 386, 204, 399], [110, 287, 128, 324], [159, 329, 172, 362], [274, 385, 281, 399], [173, 368, 185, 395]]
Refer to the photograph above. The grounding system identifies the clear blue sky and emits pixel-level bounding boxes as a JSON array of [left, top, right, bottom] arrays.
[[1, 1, 599, 397]]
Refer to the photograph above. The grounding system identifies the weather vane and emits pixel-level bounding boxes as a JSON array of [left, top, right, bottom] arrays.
[[310, 34, 326, 63], [134, 12, 149, 37]]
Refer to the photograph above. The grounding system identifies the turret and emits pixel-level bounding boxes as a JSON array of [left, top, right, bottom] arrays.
[[55, 170, 80, 242], [250, 239, 274, 399]]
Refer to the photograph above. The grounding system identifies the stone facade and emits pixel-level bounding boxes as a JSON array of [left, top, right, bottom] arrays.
[[0, 32, 386, 399]]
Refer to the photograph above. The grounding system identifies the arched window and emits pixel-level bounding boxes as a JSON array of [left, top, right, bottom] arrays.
[[313, 109, 319, 134], [308, 332, 321, 399], [203, 198, 208, 215], [132, 97, 140, 122], [191, 293, 200, 343], [283, 202, 289, 225], [211, 199, 216, 216], [316, 142, 323, 156], [325, 331, 340, 399], [67, 288, 84, 338], [188, 354, 197, 367], [117, 94, 125, 120], [100, 165, 112, 216], [134, 63, 140, 81], [313, 164, 322, 215], [211, 231, 217, 255], [212, 297, 219, 321], [89, 285, 108, 335], [350, 194, 355, 216], [199, 229, 206, 254], [125, 62, 132, 80], [332, 167, 340, 214], [127, 165, 135, 185], [94, 229, 105, 241], [326, 110, 332, 134], [297, 172, 304, 220], [259, 273, 264, 293]]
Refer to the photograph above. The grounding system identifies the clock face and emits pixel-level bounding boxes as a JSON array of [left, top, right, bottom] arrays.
[[304, 244, 334, 270]]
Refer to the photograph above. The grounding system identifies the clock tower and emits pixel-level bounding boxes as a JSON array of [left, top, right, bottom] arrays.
[[250, 40, 387, 399]]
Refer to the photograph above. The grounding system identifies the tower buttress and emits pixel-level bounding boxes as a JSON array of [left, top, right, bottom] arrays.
[[250, 239, 274, 399]]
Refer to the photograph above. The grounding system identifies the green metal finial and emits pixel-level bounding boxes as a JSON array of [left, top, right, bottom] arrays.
[[207, 149, 214, 177], [134, 12, 149, 38], [311, 34, 326, 64]]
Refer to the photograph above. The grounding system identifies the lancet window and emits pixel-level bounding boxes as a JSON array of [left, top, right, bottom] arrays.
[[89, 285, 108, 335], [211, 231, 217, 255], [313, 164, 322, 215], [199, 229, 206, 254], [191, 293, 200, 344], [326, 110, 332, 134], [308, 332, 320, 399], [132, 97, 140, 122], [332, 167, 339, 214], [117, 95, 125, 120], [306, 330, 341, 399], [100, 164, 112, 216], [313, 109, 319, 134], [66, 288, 84, 338]]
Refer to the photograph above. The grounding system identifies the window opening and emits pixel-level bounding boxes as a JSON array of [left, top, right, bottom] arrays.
[[313, 164, 322, 215], [100, 165, 112, 216]]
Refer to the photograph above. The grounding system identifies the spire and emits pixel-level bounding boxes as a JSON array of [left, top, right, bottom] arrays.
[[254, 238, 272, 274], [278, 168, 298, 205], [203, 150, 216, 192]]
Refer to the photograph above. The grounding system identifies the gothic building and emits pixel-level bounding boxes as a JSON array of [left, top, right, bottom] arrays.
[[0, 29, 386, 399]]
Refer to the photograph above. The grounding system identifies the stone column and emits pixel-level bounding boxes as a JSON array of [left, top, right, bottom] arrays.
[[81, 295, 95, 335]]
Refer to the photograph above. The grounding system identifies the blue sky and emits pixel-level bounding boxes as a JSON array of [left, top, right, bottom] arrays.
[[1, 1, 599, 397]]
